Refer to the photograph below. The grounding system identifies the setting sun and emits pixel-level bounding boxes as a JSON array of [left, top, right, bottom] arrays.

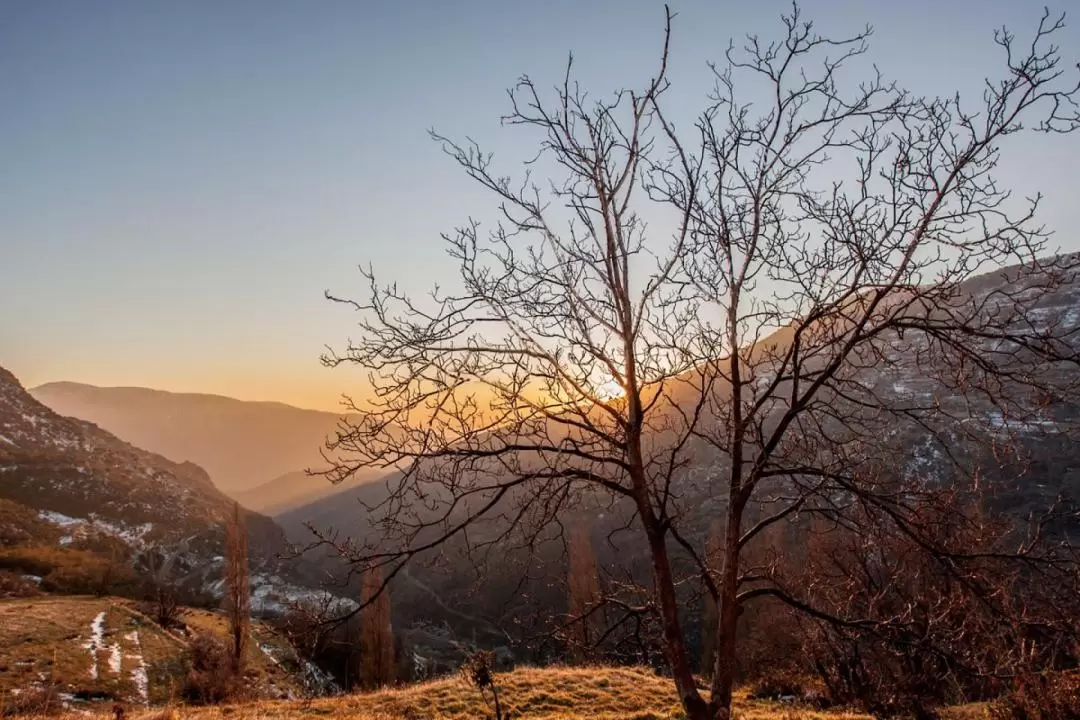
[[596, 378, 626, 400]]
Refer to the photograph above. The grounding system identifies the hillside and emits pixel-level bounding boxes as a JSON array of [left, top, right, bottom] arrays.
[[10, 660, 871, 719], [235, 470, 378, 518], [276, 257, 1080, 661], [28, 382, 378, 501], [0, 596, 319, 713], [0, 365, 320, 604]]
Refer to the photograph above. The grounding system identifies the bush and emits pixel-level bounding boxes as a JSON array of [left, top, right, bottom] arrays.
[[0, 684, 63, 717], [0, 499, 60, 548], [748, 669, 830, 708], [460, 651, 510, 720], [991, 672, 1080, 720], [0, 546, 139, 597], [137, 577, 183, 630], [0, 570, 42, 599], [181, 633, 239, 705]]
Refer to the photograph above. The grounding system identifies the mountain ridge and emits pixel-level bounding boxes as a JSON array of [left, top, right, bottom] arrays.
[[1, 364, 324, 605], [32, 381, 339, 415], [28, 381, 379, 503]]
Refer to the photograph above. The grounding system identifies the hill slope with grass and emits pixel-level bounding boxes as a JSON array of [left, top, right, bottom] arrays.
[[11, 661, 873, 719], [0, 596, 319, 715]]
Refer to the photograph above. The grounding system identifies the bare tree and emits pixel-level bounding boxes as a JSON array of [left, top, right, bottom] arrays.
[[224, 501, 250, 674], [314, 5, 1080, 718], [358, 565, 395, 689], [140, 548, 181, 630]]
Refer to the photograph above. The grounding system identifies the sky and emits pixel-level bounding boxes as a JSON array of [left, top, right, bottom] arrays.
[[2, 0, 1079, 411]]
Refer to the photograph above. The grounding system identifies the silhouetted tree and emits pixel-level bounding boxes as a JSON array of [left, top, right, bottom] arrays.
[[224, 501, 249, 674], [314, 5, 1080, 718], [358, 565, 395, 689]]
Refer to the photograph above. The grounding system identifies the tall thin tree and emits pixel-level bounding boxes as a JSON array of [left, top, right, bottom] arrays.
[[566, 524, 603, 662], [358, 565, 395, 689], [224, 501, 250, 674]]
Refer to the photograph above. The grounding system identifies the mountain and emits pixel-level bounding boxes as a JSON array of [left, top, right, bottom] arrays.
[[28, 382, 378, 499], [277, 257, 1080, 650], [0, 365, 322, 607], [234, 469, 378, 517]]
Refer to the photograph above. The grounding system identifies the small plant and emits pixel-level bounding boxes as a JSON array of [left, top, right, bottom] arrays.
[[460, 650, 510, 720]]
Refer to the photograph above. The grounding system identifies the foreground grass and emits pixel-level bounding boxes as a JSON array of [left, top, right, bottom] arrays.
[[20, 666, 874, 720]]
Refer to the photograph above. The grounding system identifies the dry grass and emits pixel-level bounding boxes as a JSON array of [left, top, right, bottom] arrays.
[[12, 665, 873, 720], [0, 596, 303, 712]]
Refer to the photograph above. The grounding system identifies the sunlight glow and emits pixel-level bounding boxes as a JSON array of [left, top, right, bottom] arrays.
[[595, 378, 626, 401]]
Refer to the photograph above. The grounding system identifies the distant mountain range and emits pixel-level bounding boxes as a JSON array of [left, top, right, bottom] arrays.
[[234, 469, 378, 517], [29, 382, 379, 511], [0, 365, 325, 607]]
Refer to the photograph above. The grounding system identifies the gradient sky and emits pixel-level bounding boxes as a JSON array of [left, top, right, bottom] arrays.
[[2, 0, 1079, 411]]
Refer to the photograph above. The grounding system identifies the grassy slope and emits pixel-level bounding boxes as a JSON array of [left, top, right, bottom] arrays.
[[20, 666, 877, 720], [0, 597, 302, 710], [2, 598, 988, 719]]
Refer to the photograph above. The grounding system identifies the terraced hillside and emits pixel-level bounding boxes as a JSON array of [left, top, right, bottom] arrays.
[[0, 596, 316, 714]]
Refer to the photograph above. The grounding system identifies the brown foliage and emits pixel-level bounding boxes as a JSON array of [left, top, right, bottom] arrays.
[[0, 546, 138, 597], [460, 650, 509, 720], [0, 683, 63, 717], [0, 570, 42, 599], [181, 633, 238, 705], [991, 672, 1080, 720]]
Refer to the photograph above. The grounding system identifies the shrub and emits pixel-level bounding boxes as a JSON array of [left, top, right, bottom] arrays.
[[0, 499, 60, 548], [0, 684, 63, 717], [748, 669, 830, 709], [181, 633, 239, 705], [0, 570, 42, 599], [991, 672, 1080, 720], [0, 546, 139, 597], [460, 651, 510, 720]]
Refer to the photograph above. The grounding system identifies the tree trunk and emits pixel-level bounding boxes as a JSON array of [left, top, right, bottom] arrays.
[[644, 525, 711, 720], [708, 507, 743, 719]]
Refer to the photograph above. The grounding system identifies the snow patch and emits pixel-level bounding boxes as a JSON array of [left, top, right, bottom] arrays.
[[258, 643, 280, 666], [248, 575, 359, 616], [40, 510, 82, 527], [985, 411, 1058, 433], [37, 511, 154, 549], [124, 631, 149, 703], [108, 643, 122, 675], [83, 612, 107, 679]]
